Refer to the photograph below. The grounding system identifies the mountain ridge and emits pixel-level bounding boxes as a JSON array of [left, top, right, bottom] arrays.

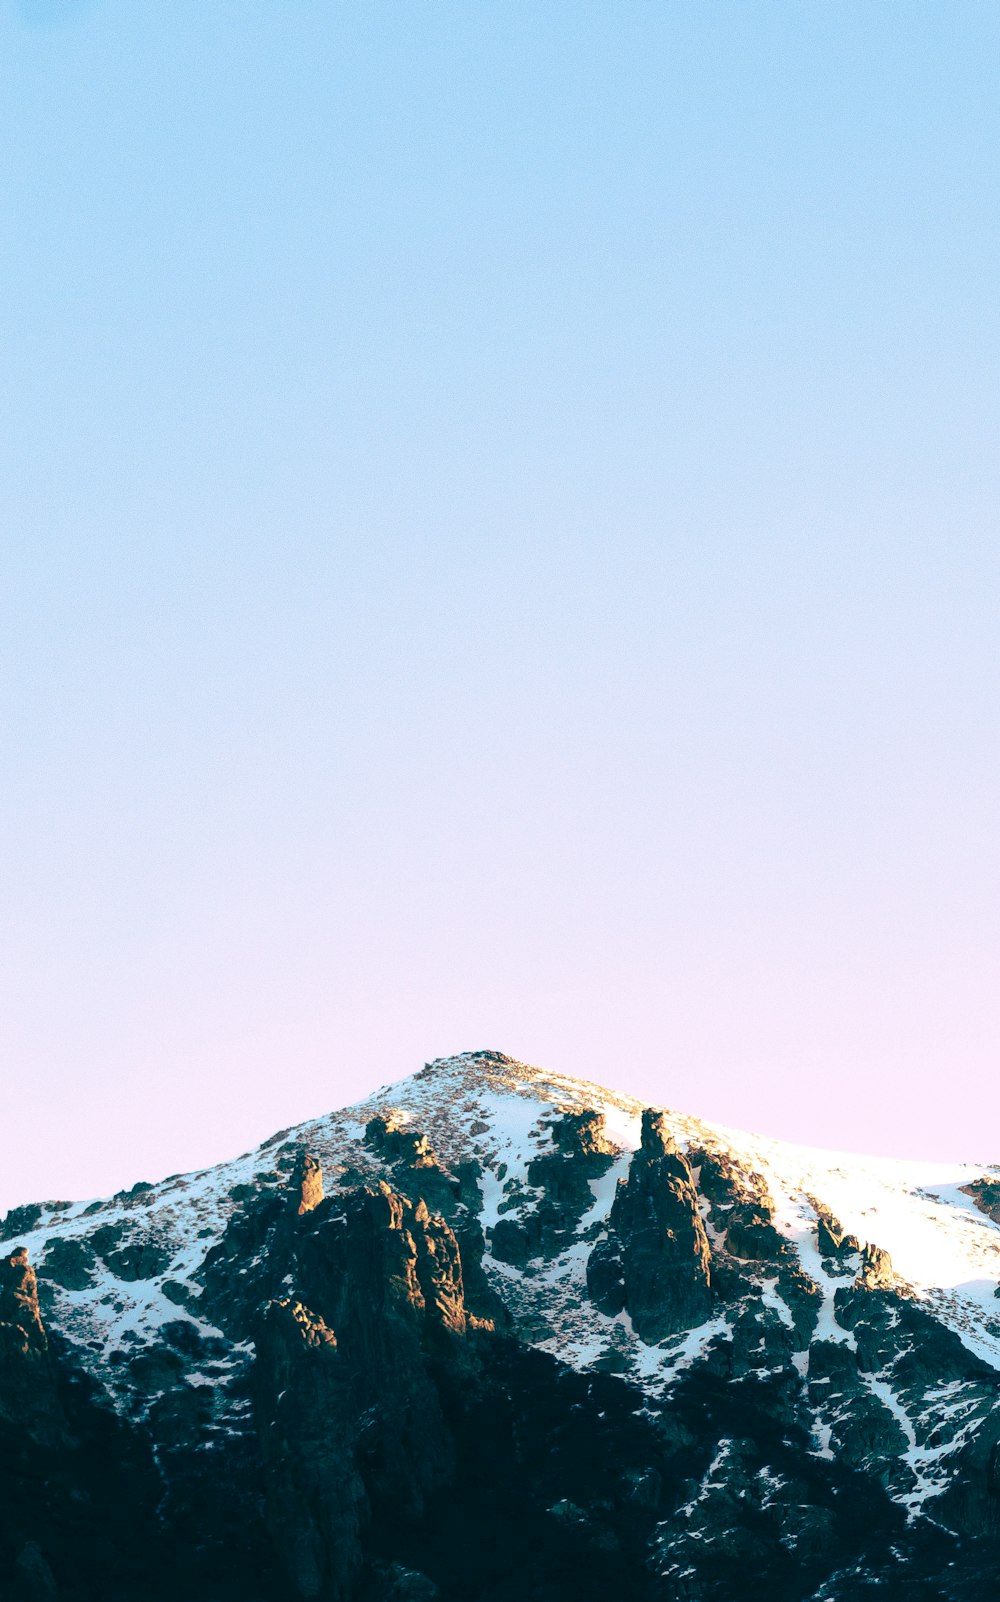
[[4, 1049, 1000, 1600]]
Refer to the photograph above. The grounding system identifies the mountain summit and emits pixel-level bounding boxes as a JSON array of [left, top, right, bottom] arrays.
[[3, 1050, 1000, 1600]]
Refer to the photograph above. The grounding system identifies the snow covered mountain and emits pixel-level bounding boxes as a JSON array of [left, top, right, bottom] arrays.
[[4, 1050, 1000, 1601]]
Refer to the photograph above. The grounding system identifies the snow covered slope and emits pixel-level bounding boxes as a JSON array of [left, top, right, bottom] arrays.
[[6, 1049, 1000, 1532]]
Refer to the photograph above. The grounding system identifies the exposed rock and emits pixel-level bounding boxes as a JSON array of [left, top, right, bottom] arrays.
[[808, 1337, 862, 1391], [548, 1108, 615, 1165], [0, 1205, 43, 1243], [835, 1283, 995, 1387], [161, 1277, 199, 1309], [585, 1234, 626, 1316], [364, 1116, 462, 1221], [725, 1202, 787, 1263], [638, 1107, 674, 1159], [705, 1254, 758, 1304], [254, 1297, 367, 1602], [693, 1148, 771, 1214], [113, 1180, 156, 1205], [857, 1242, 895, 1291], [814, 1202, 846, 1255], [88, 1223, 171, 1282], [364, 1113, 438, 1170], [726, 1297, 797, 1380], [0, 1249, 66, 1446], [591, 1109, 711, 1341], [492, 1108, 617, 1270], [196, 1185, 290, 1339], [827, 1389, 911, 1475], [775, 1263, 822, 1345], [812, 1202, 861, 1263], [526, 1121, 612, 1236], [38, 1236, 96, 1292], [451, 1159, 483, 1210], [490, 1215, 536, 1268], [292, 1151, 324, 1215], [936, 1399, 1000, 1538], [253, 1180, 495, 1599], [690, 1148, 743, 1206], [289, 1188, 470, 1502], [0, 1249, 46, 1345], [961, 1176, 1000, 1226]]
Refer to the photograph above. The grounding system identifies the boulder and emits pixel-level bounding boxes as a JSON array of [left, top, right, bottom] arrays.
[[725, 1203, 787, 1263]]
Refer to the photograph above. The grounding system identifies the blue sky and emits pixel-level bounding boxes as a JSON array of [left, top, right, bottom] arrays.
[[2, 2, 999, 1206]]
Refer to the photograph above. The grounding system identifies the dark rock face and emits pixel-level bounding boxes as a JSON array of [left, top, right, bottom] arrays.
[[197, 1180, 291, 1338], [89, 1222, 171, 1282], [586, 1234, 627, 1316], [0, 1205, 43, 1243], [255, 1298, 368, 1601], [724, 1202, 787, 1263], [0, 1250, 171, 1602], [253, 1181, 492, 1600], [589, 1109, 711, 1342], [37, 1236, 96, 1293], [0, 1249, 66, 1446]]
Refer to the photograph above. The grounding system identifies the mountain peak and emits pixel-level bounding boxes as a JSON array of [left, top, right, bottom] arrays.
[[4, 1055, 1000, 1598]]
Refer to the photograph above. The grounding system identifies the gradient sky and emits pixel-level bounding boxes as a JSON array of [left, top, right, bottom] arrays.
[[2, 2, 999, 1211]]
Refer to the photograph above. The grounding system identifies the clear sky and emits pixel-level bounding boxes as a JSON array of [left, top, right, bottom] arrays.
[[2, 2, 999, 1211]]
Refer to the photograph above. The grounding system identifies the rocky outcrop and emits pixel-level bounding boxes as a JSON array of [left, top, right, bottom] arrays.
[[197, 1180, 292, 1338], [811, 1202, 861, 1260], [0, 1249, 174, 1602], [961, 1176, 1000, 1225], [363, 1116, 464, 1224], [0, 1249, 46, 1345], [0, 1249, 66, 1446], [254, 1298, 368, 1601], [254, 1181, 492, 1599], [0, 1206, 43, 1243], [37, 1236, 96, 1293], [293, 1151, 325, 1215], [547, 1108, 615, 1165], [857, 1242, 895, 1291], [365, 1114, 440, 1171], [724, 1201, 787, 1263], [88, 1222, 171, 1282], [587, 1110, 711, 1341]]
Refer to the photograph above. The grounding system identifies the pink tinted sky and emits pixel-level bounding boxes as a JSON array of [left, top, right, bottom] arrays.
[[3, 3, 1000, 1211]]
